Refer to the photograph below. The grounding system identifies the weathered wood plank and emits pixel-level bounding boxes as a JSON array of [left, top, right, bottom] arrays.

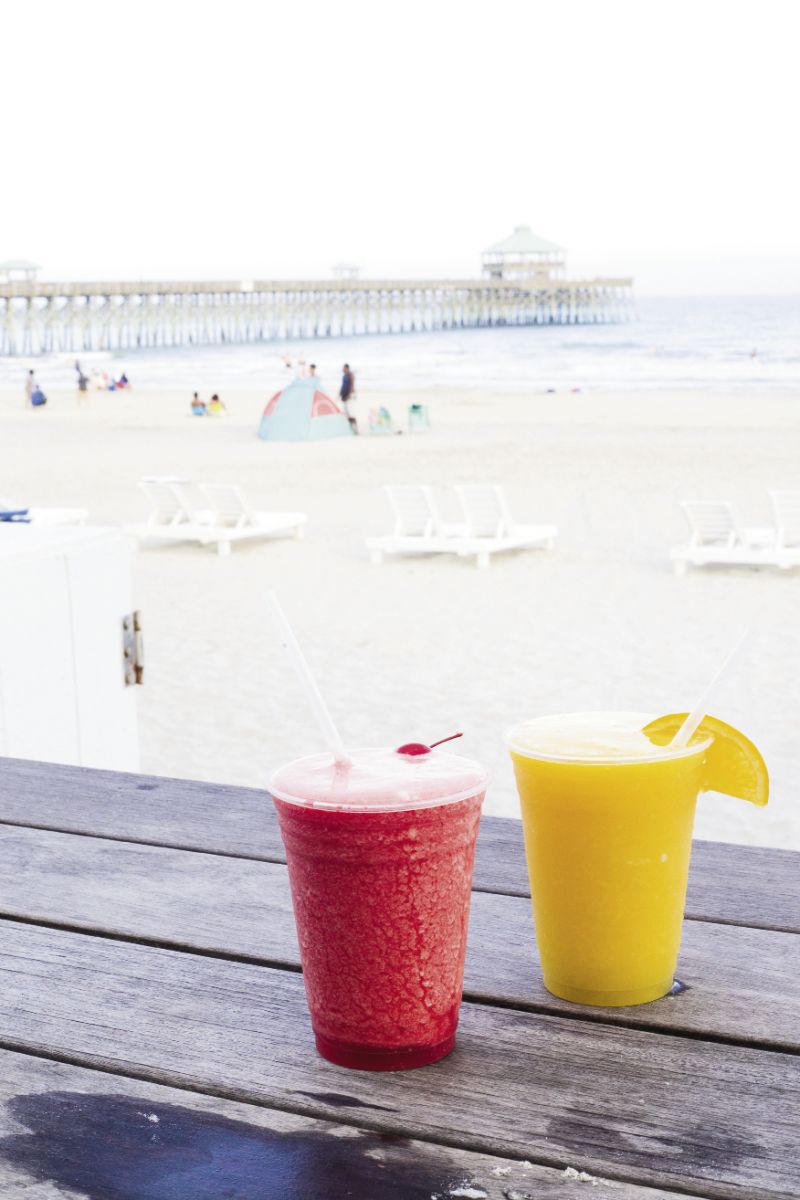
[[0, 757, 797, 932], [0, 1050, 689, 1200], [0, 825, 797, 1051], [0, 757, 277, 860], [0, 922, 797, 1199]]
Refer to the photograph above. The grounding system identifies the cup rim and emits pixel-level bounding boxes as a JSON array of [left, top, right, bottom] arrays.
[[269, 747, 489, 812], [503, 711, 714, 765]]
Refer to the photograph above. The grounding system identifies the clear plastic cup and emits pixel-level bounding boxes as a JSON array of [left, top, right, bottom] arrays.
[[270, 747, 488, 1070], [506, 712, 712, 1006]]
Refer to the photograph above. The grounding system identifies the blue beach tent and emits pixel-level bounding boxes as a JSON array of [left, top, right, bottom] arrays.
[[258, 378, 352, 442]]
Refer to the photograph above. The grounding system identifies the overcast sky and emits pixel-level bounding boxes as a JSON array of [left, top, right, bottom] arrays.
[[2, 0, 797, 294]]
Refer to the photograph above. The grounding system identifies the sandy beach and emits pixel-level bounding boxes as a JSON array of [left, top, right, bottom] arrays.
[[1, 383, 798, 850]]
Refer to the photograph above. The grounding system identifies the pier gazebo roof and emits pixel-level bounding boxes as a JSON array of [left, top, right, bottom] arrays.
[[0, 259, 41, 272], [0, 258, 41, 283], [484, 226, 563, 256]]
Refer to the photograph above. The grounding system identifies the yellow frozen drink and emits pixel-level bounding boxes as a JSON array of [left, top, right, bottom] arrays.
[[507, 711, 767, 1007]]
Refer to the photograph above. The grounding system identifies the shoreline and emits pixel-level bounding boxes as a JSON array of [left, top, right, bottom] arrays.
[[2, 293, 799, 395]]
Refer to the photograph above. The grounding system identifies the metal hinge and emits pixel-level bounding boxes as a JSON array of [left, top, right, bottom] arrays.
[[122, 611, 144, 686]]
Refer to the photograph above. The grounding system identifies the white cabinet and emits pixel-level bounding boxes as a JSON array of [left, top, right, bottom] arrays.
[[0, 526, 140, 770]]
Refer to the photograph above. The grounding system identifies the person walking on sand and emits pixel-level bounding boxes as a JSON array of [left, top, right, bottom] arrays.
[[339, 363, 358, 433], [75, 360, 90, 406], [24, 369, 36, 409]]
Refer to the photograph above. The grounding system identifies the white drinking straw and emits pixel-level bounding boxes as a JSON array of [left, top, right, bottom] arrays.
[[670, 629, 751, 748], [269, 592, 351, 764]]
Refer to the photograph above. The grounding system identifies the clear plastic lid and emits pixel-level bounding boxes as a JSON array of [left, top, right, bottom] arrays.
[[505, 711, 712, 764], [269, 747, 489, 812]]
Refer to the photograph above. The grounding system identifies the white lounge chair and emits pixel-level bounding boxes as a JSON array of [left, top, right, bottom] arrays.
[[454, 485, 558, 568], [367, 484, 557, 568], [126, 477, 206, 546], [670, 500, 787, 575], [129, 477, 306, 555], [196, 483, 306, 555], [142, 477, 201, 525], [0, 498, 88, 526], [366, 485, 465, 564]]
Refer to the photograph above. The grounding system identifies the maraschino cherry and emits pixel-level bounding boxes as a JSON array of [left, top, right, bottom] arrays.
[[396, 732, 463, 756]]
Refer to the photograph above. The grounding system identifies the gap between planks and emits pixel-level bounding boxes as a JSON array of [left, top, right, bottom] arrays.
[[0, 816, 793, 934], [0, 912, 796, 1060]]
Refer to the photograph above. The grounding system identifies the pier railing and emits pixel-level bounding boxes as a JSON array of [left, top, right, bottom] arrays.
[[0, 276, 634, 355]]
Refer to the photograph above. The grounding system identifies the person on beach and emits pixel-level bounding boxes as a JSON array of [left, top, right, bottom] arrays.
[[339, 363, 358, 433], [309, 364, 318, 378], [24, 370, 36, 408], [190, 392, 206, 415], [75, 361, 90, 405], [207, 393, 227, 415]]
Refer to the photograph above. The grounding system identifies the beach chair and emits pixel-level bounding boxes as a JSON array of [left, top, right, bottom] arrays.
[[0, 499, 88, 528], [194, 483, 306, 555], [453, 485, 558, 568], [366, 485, 465, 564], [0, 506, 88, 525], [368, 406, 394, 435], [129, 478, 305, 555], [770, 491, 800, 569], [138, 477, 196, 527], [127, 477, 210, 548], [408, 403, 431, 432], [0, 498, 88, 526], [670, 501, 779, 575]]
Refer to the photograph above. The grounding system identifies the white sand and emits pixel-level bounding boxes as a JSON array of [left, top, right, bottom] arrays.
[[1, 384, 798, 849]]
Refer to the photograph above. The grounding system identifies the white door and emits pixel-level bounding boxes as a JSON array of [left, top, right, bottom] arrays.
[[0, 526, 140, 770], [0, 551, 80, 763]]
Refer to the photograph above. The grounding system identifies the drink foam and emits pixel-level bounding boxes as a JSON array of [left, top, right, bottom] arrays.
[[506, 711, 707, 763]]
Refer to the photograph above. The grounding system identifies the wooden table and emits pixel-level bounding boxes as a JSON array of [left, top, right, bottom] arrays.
[[0, 758, 797, 1200]]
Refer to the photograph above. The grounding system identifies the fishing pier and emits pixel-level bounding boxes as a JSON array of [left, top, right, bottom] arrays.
[[0, 230, 633, 356]]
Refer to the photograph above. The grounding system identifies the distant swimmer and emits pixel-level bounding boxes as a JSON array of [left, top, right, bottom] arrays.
[[750, 347, 758, 358]]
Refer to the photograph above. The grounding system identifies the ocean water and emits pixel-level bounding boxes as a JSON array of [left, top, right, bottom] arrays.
[[2, 294, 798, 393]]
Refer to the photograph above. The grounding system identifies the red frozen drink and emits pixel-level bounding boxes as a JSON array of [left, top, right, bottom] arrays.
[[271, 746, 488, 1071]]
